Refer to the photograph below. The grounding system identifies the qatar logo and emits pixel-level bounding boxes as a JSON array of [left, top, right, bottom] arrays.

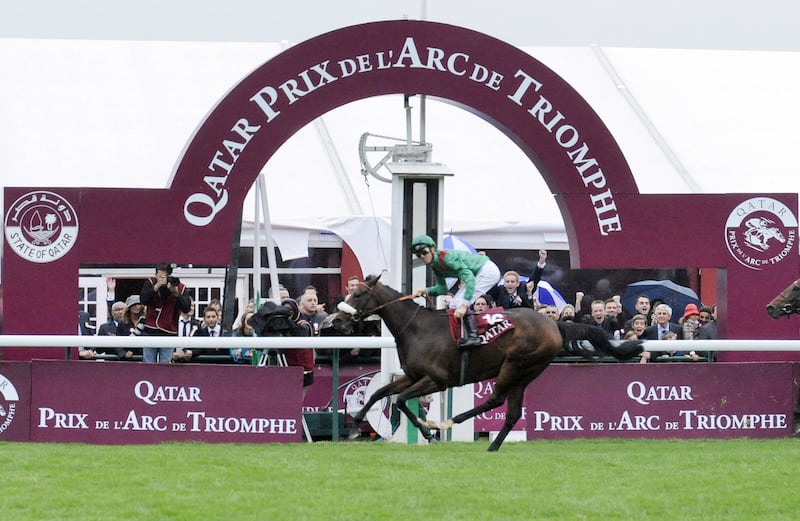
[[725, 197, 797, 270], [4, 190, 79, 263], [0, 373, 20, 436]]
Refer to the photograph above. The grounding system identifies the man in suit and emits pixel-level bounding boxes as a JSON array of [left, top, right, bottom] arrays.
[[641, 303, 683, 362], [173, 299, 203, 362], [96, 301, 136, 360]]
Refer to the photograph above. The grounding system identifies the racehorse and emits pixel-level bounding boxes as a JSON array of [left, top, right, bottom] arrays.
[[320, 274, 644, 452], [766, 278, 800, 319]]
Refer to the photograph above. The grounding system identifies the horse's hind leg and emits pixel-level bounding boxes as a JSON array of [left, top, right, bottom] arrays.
[[443, 391, 507, 429], [487, 386, 525, 452]]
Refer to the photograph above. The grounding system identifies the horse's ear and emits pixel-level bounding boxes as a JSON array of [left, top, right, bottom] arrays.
[[365, 273, 381, 287]]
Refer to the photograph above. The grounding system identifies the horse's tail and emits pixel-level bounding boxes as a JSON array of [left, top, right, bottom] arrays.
[[556, 322, 643, 360]]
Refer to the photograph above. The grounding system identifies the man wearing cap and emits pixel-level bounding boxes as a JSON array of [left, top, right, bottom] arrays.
[[410, 234, 501, 348]]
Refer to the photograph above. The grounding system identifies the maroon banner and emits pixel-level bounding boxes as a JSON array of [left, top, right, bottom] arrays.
[[523, 363, 795, 439], [30, 361, 303, 444], [303, 365, 379, 415], [0, 362, 32, 441]]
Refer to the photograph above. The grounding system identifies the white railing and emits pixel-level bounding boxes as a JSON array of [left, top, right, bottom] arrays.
[[0, 335, 397, 350], [0, 336, 799, 352], [640, 340, 800, 352], [1, 336, 800, 358]]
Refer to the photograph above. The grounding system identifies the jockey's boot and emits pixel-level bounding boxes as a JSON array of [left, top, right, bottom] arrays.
[[459, 314, 481, 348]]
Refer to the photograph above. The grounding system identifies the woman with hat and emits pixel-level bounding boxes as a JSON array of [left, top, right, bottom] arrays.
[[115, 295, 146, 359], [410, 234, 501, 347], [680, 303, 701, 340]]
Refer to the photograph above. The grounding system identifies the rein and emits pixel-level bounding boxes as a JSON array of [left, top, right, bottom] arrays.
[[359, 282, 417, 317], [346, 282, 420, 334]]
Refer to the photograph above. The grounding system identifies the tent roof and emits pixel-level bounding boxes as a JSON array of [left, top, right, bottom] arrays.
[[2, 38, 799, 251]]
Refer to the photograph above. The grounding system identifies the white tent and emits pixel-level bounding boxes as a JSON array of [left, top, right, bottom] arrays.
[[2, 38, 799, 273]]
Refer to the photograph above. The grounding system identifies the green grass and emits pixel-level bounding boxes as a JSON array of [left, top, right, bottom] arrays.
[[1, 438, 798, 520]]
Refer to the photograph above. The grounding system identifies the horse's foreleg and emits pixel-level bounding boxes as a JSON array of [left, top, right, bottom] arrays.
[[395, 377, 445, 442], [487, 386, 525, 452], [348, 376, 414, 439]]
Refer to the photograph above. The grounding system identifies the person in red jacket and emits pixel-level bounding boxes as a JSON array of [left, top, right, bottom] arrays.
[[139, 262, 191, 363]]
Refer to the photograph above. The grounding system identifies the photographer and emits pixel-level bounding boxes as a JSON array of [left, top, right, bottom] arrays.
[[139, 262, 191, 363], [250, 298, 315, 398]]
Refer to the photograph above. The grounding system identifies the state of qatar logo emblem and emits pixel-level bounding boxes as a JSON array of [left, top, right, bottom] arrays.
[[725, 197, 797, 271], [0, 373, 20, 436], [4, 190, 79, 263]]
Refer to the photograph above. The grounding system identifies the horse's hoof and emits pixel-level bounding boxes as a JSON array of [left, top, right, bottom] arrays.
[[348, 430, 361, 440], [420, 419, 439, 430]]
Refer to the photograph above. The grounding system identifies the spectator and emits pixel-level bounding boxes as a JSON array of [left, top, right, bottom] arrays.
[[489, 270, 533, 310], [334, 275, 360, 308], [627, 313, 648, 339], [680, 303, 703, 361], [558, 304, 576, 322], [88, 301, 132, 360], [116, 295, 145, 359], [410, 234, 501, 348], [524, 249, 548, 301], [625, 294, 652, 329], [603, 297, 625, 337], [230, 311, 257, 364], [118, 295, 145, 336], [471, 294, 494, 313], [542, 305, 559, 320], [641, 303, 683, 363], [174, 299, 202, 362], [139, 262, 191, 364], [298, 289, 327, 336], [697, 305, 718, 339], [231, 299, 255, 330], [285, 297, 316, 398], [680, 303, 701, 340], [199, 306, 226, 337], [580, 300, 613, 336]]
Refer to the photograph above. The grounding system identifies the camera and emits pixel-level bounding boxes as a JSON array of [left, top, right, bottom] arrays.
[[133, 316, 147, 336], [167, 276, 180, 286]]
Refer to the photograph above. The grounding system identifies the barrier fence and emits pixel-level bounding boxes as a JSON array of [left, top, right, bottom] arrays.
[[2, 335, 800, 352], [2, 336, 799, 444]]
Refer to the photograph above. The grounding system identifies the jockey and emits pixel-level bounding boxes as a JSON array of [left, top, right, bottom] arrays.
[[410, 235, 501, 347]]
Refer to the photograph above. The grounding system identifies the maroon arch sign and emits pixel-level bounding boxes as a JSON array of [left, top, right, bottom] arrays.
[[3, 21, 798, 358]]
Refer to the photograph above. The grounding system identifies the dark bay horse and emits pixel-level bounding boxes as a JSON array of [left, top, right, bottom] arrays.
[[766, 278, 800, 319], [320, 274, 643, 452]]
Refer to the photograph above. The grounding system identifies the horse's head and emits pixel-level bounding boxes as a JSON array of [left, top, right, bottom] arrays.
[[320, 273, 384, 335], [766, 278, 800, 319]]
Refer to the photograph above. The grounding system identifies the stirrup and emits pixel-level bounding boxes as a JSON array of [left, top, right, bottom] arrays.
[[459, 337, 481, 348]]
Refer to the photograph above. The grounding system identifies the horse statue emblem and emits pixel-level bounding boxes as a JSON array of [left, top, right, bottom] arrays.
[[744, 217, 785, 252], [320, 274, 643, 452]]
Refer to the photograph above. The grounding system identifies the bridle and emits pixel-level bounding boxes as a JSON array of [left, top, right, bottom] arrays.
[[343, 282, 417, 320], [774, 284, 800, 317]]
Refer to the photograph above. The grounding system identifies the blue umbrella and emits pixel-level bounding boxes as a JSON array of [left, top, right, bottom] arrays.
[[535, 281, 569, 312], [442, 234, 477, 253], [622, 280, 700, 317]]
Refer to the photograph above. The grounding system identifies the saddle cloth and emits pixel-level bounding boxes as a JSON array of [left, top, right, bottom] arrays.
[[449, 306, 515, 345]]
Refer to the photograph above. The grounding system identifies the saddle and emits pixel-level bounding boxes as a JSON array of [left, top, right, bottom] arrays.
[[448, 307, 516, 386], [447, 307, 515, 346]]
